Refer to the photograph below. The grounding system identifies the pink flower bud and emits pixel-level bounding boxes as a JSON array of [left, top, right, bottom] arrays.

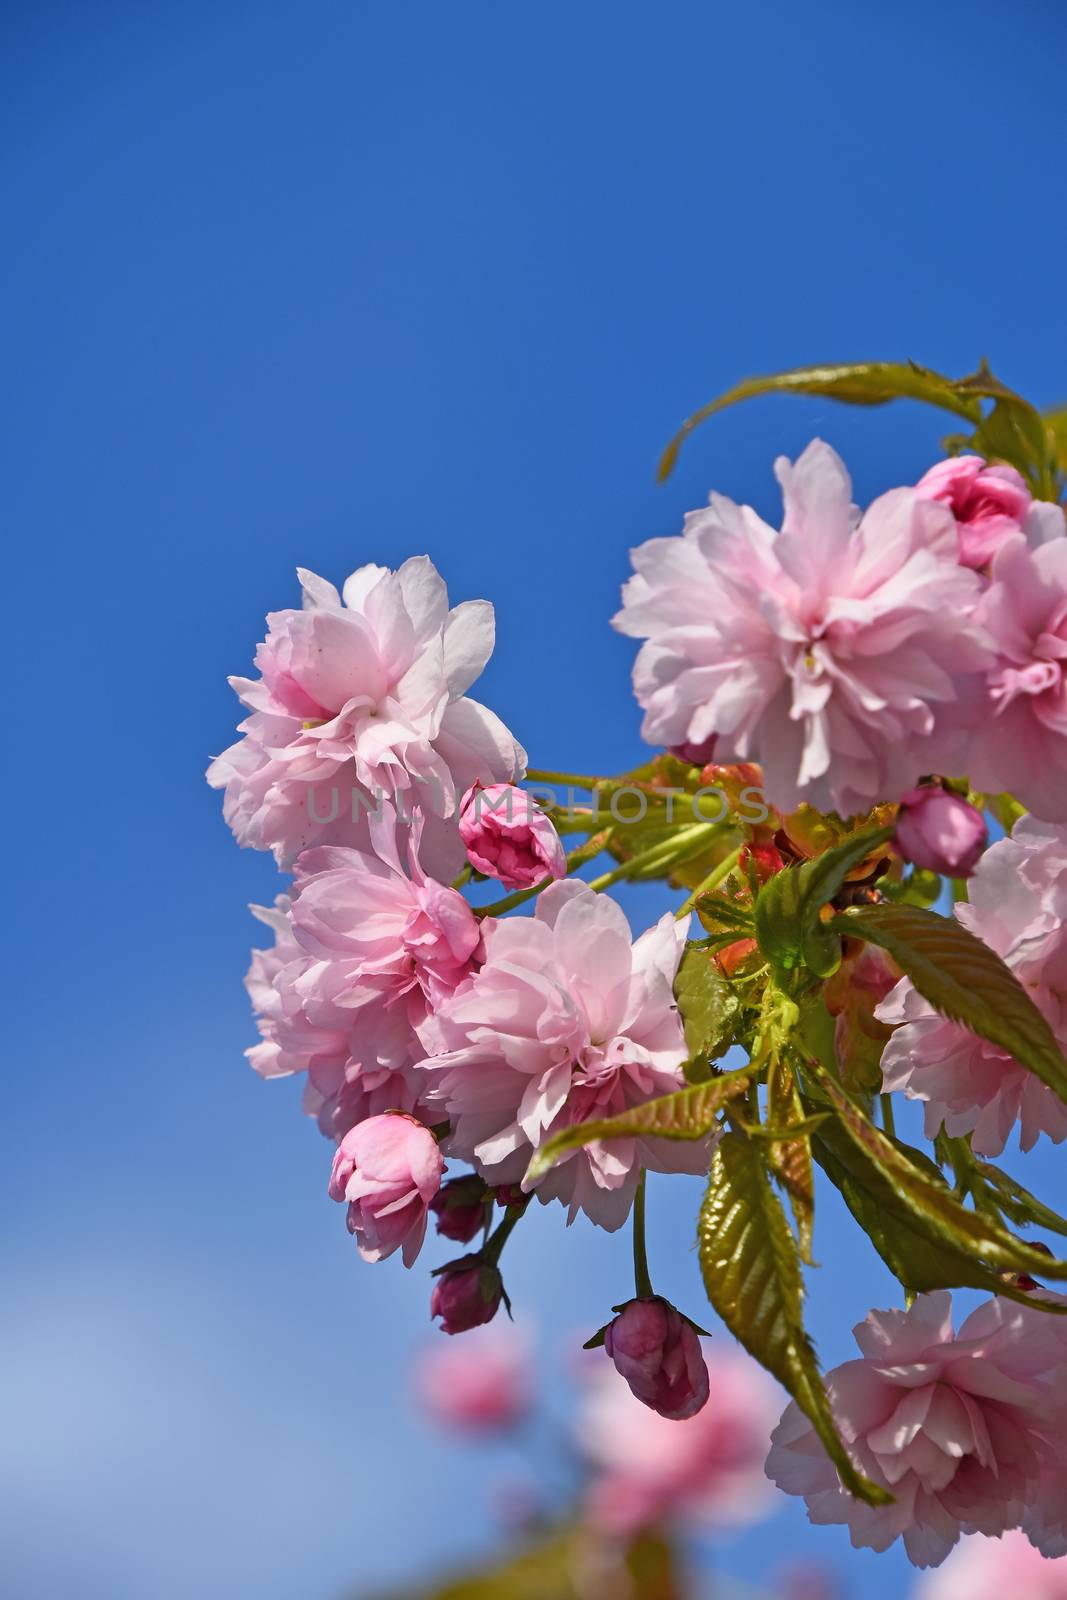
[[429, 1175, 489, 1244], [328, 1112, 444, 1267], [915, 455, 1033, 569], [669, 735, 718, 766], [894, 787, 988, 878], [604, 1297, 709, 1420], [458, 783, 567, 889], [430, 1259, 503, 1334]]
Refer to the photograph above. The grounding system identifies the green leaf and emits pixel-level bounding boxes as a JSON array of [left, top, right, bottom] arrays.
[[765, 1053, 817, 1264], [804, 1058, 1067, 1284], [810, 1120, 1042, 1302], [1044, 404, 1067, 477], [401, 1526, 679, 1600], [952, 364, 1057, 497], [523, 1065, 752, 1183], [658, 362, 981, 480], [673, 942, 742, 1059], [975, 1162, 1067, 1241], [698, 1130, 891, 1506], [754, 823, 894, 978], [832, 903, 1067, 1108]]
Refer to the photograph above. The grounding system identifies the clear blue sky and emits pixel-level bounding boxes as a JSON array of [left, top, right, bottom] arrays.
[[4, 3, 1066, 1597]]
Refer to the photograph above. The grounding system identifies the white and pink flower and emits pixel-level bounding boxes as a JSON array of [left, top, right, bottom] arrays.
[[415, 881, 710, 1229], [207, 558, 526, 873], [765, 1290, 1067, 1568], [613, 440, 992, 817], [966, 535, 1067, 822], [244, 897, 420, 1140], [878, 817, 1067, 1155]]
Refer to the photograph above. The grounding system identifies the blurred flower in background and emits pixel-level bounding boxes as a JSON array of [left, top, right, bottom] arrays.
[[580, 1343, 780, 1536], [414, 1328, 532, 1434], [917, 1531, 1067, 1600]]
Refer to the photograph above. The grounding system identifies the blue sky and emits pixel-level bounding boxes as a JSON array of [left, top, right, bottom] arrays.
[[4, 2, 1067, 1596]]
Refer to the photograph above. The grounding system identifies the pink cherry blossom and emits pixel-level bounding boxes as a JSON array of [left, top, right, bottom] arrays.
[[894, 787, 987, 877], [414, 1328, 531, 1431], [291, 808, 481, 1003], [207, 558, 526, 872], [765, 1291, 1067, 1568], [244, 897, 422, 1140], [458, 782, 567, 889], [915, 455, 1064, 570], [966, 535, 1067, 822], [243, 808, 480, 1144], [285, 808, 482, 1099], [604, 1297, 709, 1420], [613, 440, 992, 817], [328, 1112, 444, 1266], [878, 817, 1067, 1155], [918, 1529, 1067, 1600], [580, 1342, 781, 1534], [415, 882, 711, 1230]]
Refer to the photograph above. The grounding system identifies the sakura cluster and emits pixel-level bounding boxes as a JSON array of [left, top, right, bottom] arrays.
[[209, 439, 1067, 1572], [617, 442, 1067, 820]]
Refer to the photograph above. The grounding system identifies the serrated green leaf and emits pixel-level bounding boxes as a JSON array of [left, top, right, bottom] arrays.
[[810, 1121, 1042, 1303], [738, 1113, 829, 1142], [754, 823, 894, 978], [832, 902, 1067, 1108], [698, 1131, 891, 1506], [523, 1065, 752, 1183], [975, 1162, 1067, 1240], [764, 1054, 817, 1265], [953, 364, 1057, 497], [658, 362, 981, 480], [673, 942, 742, 1059], [805, 1059, 1067, 1284]]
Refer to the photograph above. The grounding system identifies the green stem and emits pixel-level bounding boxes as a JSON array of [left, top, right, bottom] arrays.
[[482, 1202, 525, 1266], [631, 1172, 654, 1299], [674, 844, 743, 920], [880, 1093, 897, 1139], [526, 769, 609, 789], [585, 823, 715, 893]]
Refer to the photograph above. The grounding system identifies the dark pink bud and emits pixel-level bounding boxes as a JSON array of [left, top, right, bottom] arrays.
[[604, 1297, 709, 1420], [458, 783, 566, 890], [431, 1259, 503, 1335], [430, 1175, 489, 1244], [669, 735, 718, 767], [895, 787, 987, 878], [494, 1184, 531, 1210]]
